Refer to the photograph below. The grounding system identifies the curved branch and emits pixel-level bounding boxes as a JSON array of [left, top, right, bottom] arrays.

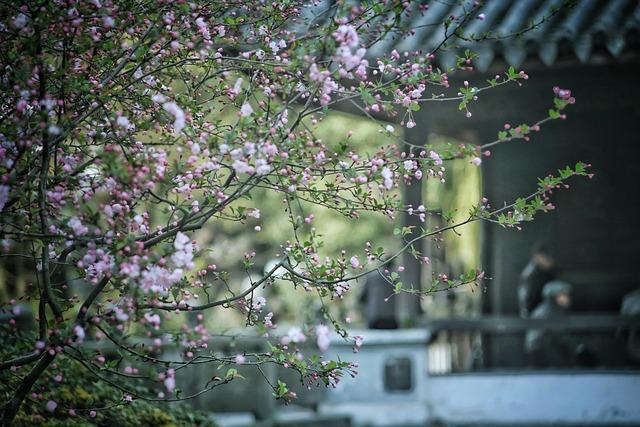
[[143, 258, 286, 311], [0, 352, 44, 372]]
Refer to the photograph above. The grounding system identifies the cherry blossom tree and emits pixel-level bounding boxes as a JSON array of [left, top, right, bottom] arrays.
[[0, 0, 586, 423]]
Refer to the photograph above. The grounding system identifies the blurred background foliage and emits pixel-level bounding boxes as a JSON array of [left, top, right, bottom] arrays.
[[0, 110, 482, 334]]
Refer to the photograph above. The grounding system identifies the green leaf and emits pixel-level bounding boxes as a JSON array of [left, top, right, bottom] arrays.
[[548, 109, 561, 119]]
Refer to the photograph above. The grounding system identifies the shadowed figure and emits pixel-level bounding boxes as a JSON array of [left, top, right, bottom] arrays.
[[524, 280, 574, 367], [621, 289, 640, 363], [359, 262, 398, 330], [518, 243, 556, 318]]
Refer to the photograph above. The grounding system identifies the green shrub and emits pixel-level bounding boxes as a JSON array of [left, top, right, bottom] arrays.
[[1, 328, 217, 427]]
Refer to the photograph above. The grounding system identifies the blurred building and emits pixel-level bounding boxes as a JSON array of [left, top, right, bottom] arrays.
[[360, 0, 640, 370]]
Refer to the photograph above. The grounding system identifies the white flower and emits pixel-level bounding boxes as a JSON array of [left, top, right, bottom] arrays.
[[268, 39, 286, 54], [385, 124, 394, 133], [171, 249, 193, 269], [254, 158, 271, 175], [173, 232, 190, 251], [232, 78, 243, 95], [113, 307, 129, 322], [232, 159, 254, 175], [12, 14, 27, 29], [252, 296, 266, 312], [73, 325, 86, 342], [240, 103, 253, 117], [282, 327, 306, 345], [162, 102, 185, 133], [116, 116, 131, 129], [381, 167, 393, 190], [164, 376, 175, 393], [103, 16, 115, 28], [152, 93, 167, 103], [316, 325, 331, 352], [350, 256, 360, 269], [0, 185, 9, 212]]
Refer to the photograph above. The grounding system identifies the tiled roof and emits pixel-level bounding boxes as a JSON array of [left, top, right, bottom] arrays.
[[301, 0, 640, 71]]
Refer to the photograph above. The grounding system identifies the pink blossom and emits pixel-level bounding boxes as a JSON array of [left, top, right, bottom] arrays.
[[264, 312, 276, 329], [140, 266, 182, 294], [353, 335, 364, 353], [68, 217, 89, 236], [195, 17, 210, 40], [144, 313, 161, 329], [164, 369, 176, 393], [46, 400, 57, 412], [429, 150, 443, 166], [309, 63, 327, 82], [333, 25, 359, 48]]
